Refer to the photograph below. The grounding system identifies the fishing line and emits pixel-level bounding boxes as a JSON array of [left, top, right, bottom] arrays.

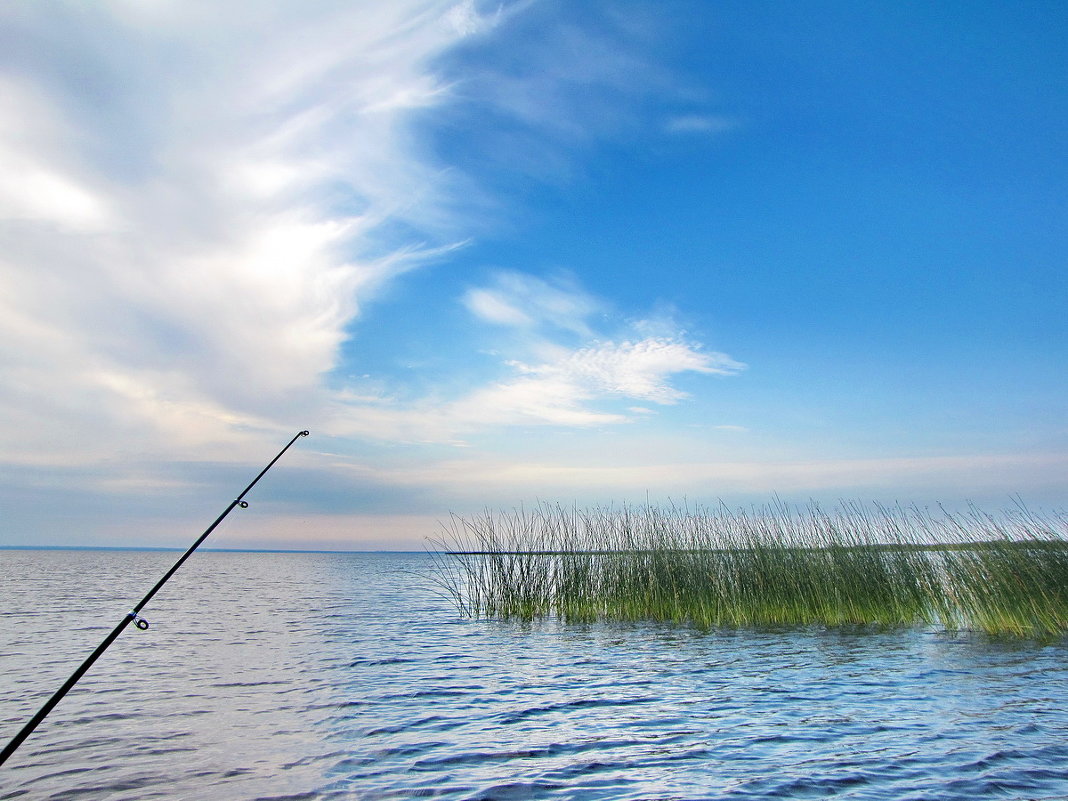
[[0, 429, 310, 767]]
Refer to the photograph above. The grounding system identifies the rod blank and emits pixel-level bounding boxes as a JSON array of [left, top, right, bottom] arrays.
[[0, 429, 309, 767]]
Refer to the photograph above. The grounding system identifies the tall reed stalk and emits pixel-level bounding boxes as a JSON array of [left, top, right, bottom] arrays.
[[426, 501, 1068, 638]]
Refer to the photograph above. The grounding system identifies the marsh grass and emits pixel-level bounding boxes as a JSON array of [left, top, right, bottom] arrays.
[[427, 501, 1068, 638]]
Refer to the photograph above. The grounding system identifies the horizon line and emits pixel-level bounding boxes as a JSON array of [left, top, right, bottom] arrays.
[[0, 545, 422, 554]]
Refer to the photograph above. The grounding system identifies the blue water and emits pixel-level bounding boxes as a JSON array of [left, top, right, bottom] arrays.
[[1, 550, 1067, 800]]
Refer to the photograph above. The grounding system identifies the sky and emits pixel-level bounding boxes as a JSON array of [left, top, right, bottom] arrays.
[[1, 0, 1065, 550]]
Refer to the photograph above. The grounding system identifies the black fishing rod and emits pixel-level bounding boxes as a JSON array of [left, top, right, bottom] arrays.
[[0, 429, 310, 768]]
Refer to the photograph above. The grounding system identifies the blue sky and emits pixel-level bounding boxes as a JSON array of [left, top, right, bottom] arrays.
[[1, 1, 1065, 549]]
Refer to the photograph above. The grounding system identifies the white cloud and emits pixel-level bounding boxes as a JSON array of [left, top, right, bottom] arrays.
[[663, 114, 737, 135], [326, 261, 746, 442], [444, 0, 501, 36], [327, 333, 744, 442], [451, 337, 740, 426], [519, 338, 744, 403], [463, 288, 535, 327], [1, 2, 725, 472], [453, 373, 628, 428], [0, 1, 494, 466], [452, 272, 746, 433], [0, 79, 116, 231], [463, 271, 601, 336]]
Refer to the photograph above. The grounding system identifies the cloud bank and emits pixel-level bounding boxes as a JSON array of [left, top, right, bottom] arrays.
[[0, 1, 505, 465]]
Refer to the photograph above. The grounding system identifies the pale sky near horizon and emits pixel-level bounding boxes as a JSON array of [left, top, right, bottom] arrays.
[[1, 1, 1065, 550]]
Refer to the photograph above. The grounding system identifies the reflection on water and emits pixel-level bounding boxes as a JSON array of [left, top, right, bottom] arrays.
[[2, 550, 1067, 800]]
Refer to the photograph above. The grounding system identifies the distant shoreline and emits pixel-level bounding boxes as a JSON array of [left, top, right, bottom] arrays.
[[0, 545, 418, 554]]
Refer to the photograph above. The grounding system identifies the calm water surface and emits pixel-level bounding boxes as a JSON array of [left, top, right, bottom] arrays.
[[1, 550, 1067, 800]]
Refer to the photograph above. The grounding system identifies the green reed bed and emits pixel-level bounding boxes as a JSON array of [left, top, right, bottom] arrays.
[[427, 502, 1068, 638]]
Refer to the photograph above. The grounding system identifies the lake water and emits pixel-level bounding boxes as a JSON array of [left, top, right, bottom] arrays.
[[1, 549, 1067, 800]]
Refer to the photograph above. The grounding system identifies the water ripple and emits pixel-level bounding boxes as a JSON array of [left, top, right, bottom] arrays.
[[3, 551, 1068, 800]]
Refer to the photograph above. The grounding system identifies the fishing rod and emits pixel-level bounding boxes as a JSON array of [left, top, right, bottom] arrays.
[[0, 429, 310, 768]]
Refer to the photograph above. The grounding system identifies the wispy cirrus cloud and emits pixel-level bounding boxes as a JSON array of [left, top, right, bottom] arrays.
[[449, 337, 743, 429], [663, 114, 738, 135], [457, 270, 744, 430], [330, 270, 745, 441], [0, 1, 502, 465], [512, 338, 744, 404], [463, 271, 602, 336], [463, 269, 743, 407], [327, 337, 743, 442]]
